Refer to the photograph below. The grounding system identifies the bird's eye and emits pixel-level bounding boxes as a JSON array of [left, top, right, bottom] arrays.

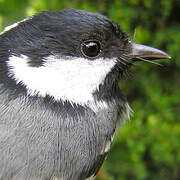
[[81, 40, 101, 58]]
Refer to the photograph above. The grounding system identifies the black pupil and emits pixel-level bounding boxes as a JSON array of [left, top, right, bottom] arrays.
[[82, 41, 100, 58]]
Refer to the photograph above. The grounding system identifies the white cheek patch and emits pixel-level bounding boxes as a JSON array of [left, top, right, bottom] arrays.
[[7, 55, 116, 106]]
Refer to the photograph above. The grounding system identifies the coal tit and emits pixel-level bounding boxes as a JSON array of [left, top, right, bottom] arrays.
[[0, 9, 170, 180]]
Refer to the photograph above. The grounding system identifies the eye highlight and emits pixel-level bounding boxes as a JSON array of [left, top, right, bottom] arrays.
[[81, 40, 101, 59]]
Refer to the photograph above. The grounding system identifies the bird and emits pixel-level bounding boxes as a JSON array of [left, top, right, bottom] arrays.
[[0, 8, 170, 180]]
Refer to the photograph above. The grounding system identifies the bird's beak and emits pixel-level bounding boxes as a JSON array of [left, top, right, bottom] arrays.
[[131, 42, 171, 60]]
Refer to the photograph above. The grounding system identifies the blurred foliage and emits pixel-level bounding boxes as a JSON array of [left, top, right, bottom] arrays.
[[0, 0, 179, 179]]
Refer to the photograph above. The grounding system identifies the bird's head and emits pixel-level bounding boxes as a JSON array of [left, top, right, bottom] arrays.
[[0, 9, 170, 107]]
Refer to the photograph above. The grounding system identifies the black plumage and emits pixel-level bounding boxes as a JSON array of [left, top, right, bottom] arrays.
[[0, 9, 170, 180]]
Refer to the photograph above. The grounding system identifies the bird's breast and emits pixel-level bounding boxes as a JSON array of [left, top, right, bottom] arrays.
[[0, 92, 129, 179]]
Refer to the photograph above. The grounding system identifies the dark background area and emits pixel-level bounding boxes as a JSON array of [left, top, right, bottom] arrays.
[[0, 0, 179, 179]]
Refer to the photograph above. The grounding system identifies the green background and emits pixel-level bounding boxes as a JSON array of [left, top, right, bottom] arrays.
[[0, 0, 179, 179]]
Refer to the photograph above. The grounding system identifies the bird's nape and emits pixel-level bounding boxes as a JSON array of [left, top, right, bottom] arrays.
[[0, 8, 171, 180]]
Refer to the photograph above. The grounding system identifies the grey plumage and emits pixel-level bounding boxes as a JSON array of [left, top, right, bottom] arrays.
[[0, 88, 127, 179], [0, 8, 170, 180]]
